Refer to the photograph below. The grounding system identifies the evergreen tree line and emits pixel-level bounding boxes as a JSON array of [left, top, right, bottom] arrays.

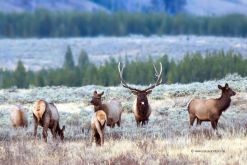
[[1, 10, 247, 37], [0, 47, 246, 88]]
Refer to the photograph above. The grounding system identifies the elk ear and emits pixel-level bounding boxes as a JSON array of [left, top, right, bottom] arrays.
[[99, 91, 104, 96], [131, 90, 138, 95], [94, 91, 97, 95], [225, 83, 229, 88], [62, 125, 65, 132], [218, 85, 223, 89], [146, 90, 152, 95]]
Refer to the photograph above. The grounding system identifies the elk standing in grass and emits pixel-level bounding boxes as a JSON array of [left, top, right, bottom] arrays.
[[90, 91, 123, 128], [10, 105, 28, 128], [188, 83, 236, 129], [91, 110, 107, 146], [33, 100, 65, 142], [118, 62, 163, 126]]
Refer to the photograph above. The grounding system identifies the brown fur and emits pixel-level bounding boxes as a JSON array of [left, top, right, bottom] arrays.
[[90, 91, 123, 128], [118, 62, 162, 127], [10, 106, 28, 128], [33, 100, 46, 122], [91, 110, 107, 146], [188, 83, 236, 129], [132, 91, 152, 126], [33, 100, 65, 142]]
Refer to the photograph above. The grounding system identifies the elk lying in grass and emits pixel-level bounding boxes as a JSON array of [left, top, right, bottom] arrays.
[[188, 83, 236, 129], [33, 100, 65, 142], [10, 105, 28, 128], [118, 62, 163, 126], [90, 91, 123, 128], [91, 110, 107, 146]]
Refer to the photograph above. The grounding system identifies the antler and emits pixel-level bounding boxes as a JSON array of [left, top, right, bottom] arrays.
[[118, 62, 163, 92], [118, 62, 141, 92], [143, 62, 163, 92]]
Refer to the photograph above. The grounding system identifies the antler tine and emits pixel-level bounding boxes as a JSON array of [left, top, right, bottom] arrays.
[[155, 62, 162, 84], [118, 62, 140, 92], [144, 62, 163, 92]]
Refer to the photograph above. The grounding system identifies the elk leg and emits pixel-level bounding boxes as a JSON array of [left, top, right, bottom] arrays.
[[189, 114, 196, 127], [95, 122, 104, 146], [42, 124, 49, 143], [136, 120, 140, 127], [50, 129, 56, 142], [211, 121, 217, 130], [52, 122, 58, 140], [117, 121, 121, 127], [142, 120, 147, 125], [215, 119, 219, 127], [33, 117, 38, 140], [117, 116, 121, 127], [95, 133, 101, 146], [196, 118, 202, 126]]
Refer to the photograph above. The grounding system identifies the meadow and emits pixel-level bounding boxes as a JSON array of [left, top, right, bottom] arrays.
[[0, 74, 246, 164], [1, 36, 247, 70]]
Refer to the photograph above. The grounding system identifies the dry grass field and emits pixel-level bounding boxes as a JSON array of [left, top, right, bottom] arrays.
[[0, 74, 246, 164]]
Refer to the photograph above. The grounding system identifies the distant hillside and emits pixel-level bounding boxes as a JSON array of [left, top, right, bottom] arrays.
[[185, 0, 247, 16], [1, 0, 247, 16]]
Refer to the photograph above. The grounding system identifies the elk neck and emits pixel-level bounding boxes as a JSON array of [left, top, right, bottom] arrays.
[[94, 103, 103, 112], [93, 102, 109, 115], [216, 92, 231, 112], [136, 98, 149, 116]]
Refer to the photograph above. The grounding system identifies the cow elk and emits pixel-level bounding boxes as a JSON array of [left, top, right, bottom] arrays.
[[10, 105, 28, 128], [118, 62, 163, 126], [33, 100, 65, 142], [91, 110, 107, 146], [188, 83, 236, 129], [90, 91, 123, 128]]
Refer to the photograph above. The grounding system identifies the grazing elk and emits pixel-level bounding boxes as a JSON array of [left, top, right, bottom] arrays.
[[188, 83, 236, 129], [118, 62, 163, 126], [91, 110, 107, 146], [33, 100, 65, 142], [10, 105, 28, 128], [90, 91, 123, 128]]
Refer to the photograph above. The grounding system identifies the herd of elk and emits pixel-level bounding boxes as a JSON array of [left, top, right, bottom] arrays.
[[118, 62, 163, 126], [8, 62, 237, 145], [188, 83, 236, 129]]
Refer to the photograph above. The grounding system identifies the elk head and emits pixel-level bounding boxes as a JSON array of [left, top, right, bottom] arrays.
[[90, 91, 104, 110], [118, 62, 163, 114], [218, 83, 236, 97]]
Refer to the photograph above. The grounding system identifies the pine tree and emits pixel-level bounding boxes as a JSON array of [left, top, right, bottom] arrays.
[[63, 46, 75, 69], [78, 49, 89, 70], [14, 60, 28, 88]]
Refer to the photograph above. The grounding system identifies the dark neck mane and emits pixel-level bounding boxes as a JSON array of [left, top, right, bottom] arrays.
[[216, 93, 231, 112], [136, 100, 149, 117], [94, 104, 103, 112]]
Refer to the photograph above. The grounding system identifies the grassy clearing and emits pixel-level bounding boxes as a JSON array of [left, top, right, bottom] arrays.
[[0, 75, 247, 164]]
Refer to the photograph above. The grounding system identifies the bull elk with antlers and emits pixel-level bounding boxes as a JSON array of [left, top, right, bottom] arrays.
[[118, 62, 163, 126]]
